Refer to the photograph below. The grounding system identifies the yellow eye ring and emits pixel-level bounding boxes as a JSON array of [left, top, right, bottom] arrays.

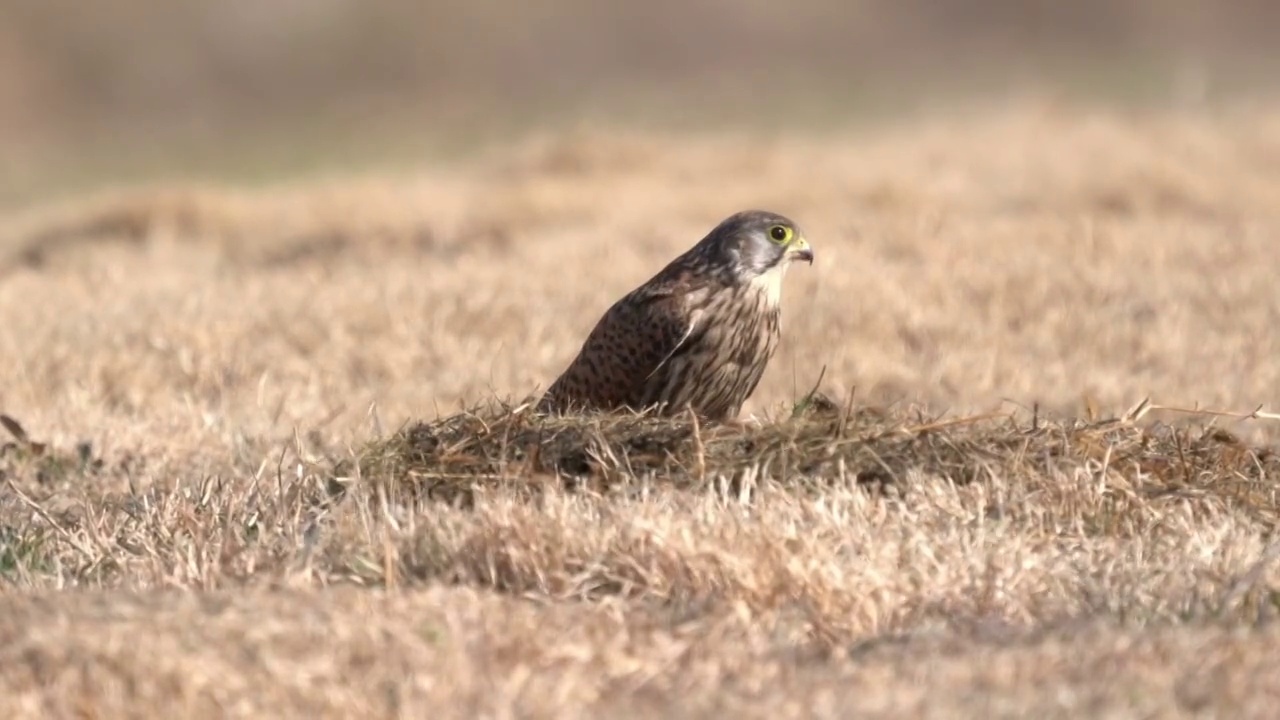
[[768, 225, 792, 244]]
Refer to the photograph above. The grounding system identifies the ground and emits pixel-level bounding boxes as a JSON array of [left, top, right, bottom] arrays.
[[1, 102, 1280, 718]]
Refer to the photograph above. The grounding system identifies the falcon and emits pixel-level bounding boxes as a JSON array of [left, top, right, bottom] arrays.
[[536, 209, 814, 422]]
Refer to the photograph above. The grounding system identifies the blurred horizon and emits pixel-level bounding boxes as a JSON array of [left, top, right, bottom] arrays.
[[4, 0, 1280, 208]]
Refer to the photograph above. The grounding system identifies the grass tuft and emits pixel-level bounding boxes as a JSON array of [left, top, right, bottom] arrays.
[[336, 398, 1280, 523]]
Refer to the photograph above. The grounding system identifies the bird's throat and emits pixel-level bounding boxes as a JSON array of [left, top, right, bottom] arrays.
[[747, 262, 788, 307]]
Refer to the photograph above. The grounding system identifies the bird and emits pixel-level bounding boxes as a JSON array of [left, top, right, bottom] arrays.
[[536, 209, 814, 423]]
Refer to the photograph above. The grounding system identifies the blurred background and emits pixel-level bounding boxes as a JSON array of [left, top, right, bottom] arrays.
[[3, 0, 1279, 210]]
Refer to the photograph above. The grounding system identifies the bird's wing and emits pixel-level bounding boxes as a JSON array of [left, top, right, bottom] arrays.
[[645, 304, 703, 382], [540, 267, 716, 414], [587, 277, 708, 407], [613, 277, 715, 407]]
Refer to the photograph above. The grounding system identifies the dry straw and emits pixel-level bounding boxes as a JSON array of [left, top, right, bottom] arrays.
[[330, 393, 1279, 515]]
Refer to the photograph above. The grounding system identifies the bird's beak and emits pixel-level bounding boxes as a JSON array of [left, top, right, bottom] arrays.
[[789, 237, 814, 265]]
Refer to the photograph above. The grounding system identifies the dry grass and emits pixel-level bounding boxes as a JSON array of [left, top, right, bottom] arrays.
[[2, 101, 1280, 717]]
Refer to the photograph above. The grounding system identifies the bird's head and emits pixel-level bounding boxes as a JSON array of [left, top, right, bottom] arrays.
[[696, 209, 814, 284]]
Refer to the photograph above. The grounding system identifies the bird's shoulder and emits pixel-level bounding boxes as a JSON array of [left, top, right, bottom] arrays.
[[579, 268, 715, 370], [613, 265, 718, 327], [539, 258, 724, 413]]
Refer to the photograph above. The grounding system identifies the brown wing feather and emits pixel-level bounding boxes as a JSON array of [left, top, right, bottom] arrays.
[[639, 284, 780, 421], [538, 270, 714, 414]]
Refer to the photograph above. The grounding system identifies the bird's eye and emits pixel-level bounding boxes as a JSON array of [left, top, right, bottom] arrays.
[[768, 225, 792, 243]]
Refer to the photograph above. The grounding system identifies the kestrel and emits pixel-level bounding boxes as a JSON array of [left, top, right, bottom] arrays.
[[537, 209, 814, 422]]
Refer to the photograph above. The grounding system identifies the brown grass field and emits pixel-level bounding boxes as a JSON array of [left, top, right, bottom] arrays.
[[2, 100, 1280, 717]]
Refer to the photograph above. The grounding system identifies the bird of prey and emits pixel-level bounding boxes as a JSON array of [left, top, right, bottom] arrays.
[[536, 209, 814, 422]]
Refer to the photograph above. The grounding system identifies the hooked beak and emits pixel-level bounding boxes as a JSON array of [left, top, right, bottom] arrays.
[[789, 237, 814, 265]]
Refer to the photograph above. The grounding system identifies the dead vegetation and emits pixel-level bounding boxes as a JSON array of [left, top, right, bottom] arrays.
[[1, 395, 1279, 717], [338, 396, 1279, 513], [3, 103, 1280, 717]]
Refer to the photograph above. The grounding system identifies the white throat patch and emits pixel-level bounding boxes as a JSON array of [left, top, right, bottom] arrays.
[[748, 261, 789, 307]]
